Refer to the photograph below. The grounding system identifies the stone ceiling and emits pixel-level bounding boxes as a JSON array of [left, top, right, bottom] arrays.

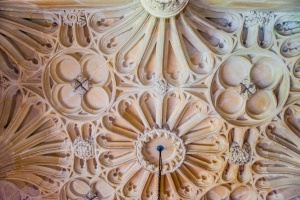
[[0, 0, 300, 199]]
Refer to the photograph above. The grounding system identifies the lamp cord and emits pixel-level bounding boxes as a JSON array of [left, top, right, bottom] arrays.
[[157, 145, 164, 200]]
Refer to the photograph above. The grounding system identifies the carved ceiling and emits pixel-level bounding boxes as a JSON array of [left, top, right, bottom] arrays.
[[0, 0, 300, 199]]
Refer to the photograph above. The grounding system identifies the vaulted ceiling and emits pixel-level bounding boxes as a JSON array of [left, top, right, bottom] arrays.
[[0, 0, 300, 199]]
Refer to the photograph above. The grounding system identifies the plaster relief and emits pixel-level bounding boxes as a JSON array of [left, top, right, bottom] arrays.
[[211, 52, 289, 126], [99, 91, 226, 199], [59, 178, 119, 200], [242, 11, 274, 48], [0, 1, 300, 199], [0, 88, 71, 198], [43, 50, 115, 121], [68, 122, 99, 176]]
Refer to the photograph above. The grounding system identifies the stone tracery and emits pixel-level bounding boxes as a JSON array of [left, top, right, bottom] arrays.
[[0, 1, 300, 200]]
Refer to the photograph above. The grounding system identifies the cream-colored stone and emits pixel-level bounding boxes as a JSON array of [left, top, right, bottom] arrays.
[[0, 0, 300, 200]]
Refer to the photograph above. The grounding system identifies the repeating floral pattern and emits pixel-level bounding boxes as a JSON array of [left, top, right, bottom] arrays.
[[0, 1, 300, 200]]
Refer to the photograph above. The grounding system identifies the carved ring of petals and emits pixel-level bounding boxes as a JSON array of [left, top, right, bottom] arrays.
[[141, 0, 189, 18]]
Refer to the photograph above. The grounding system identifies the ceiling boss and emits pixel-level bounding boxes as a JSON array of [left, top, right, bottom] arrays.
[[141, 0, 189, 18]]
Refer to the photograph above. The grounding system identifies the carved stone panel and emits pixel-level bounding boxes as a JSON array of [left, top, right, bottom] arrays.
[[0, 1, 300, 200]]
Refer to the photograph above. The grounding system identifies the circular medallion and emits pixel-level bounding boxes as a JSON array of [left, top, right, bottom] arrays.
[[141, 0, 189, 18], [210, 51, 289, 126], [135, 128, 186, 174], [43, 49, 115, 121]]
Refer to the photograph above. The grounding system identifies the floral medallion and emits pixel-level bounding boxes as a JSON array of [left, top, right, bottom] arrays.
[[135, 127, 186, 174], [43, 49, 115, 121], [211, 51, 289, 126], [140, 0, 189, 18], [98, 91, 226, 199]]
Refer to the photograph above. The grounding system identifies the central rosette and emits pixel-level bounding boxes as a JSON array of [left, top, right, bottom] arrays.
[[135, 128, 186, 174]]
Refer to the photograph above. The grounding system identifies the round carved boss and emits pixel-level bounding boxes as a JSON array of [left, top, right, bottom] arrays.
[[43, 49, 115, 121], [210, 51, 289, 126], [135, 128, 186, 174], [140, 0, 189, 18]]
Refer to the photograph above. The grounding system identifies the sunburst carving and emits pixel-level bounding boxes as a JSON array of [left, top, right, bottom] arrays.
[[99, 91, 226, 199], [0, 87, 71, 199]]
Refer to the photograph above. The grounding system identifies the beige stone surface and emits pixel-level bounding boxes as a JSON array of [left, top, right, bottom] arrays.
[[0, 0, 131, 9], [197, 0, 300, 11], [1, 0, 300, 199]]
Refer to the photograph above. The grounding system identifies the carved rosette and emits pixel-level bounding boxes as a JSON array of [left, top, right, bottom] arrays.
[[99, 91, 226, 199], [211, 51, 289, 126], [223, 127, 258, 183], [43, 49, 115, 121], [135, 128, 186, 174], [140, 0, 189, 18], [67, 123, 100, 176]]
